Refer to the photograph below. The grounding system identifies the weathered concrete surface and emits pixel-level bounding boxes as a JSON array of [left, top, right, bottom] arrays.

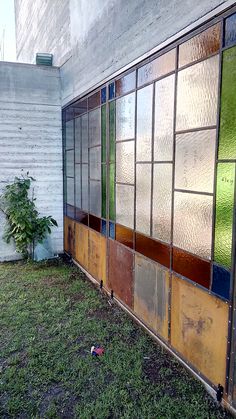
[[0, 62, 63, 261]]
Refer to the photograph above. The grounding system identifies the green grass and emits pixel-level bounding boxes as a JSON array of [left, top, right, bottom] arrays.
[[0, 259, 232, 418]]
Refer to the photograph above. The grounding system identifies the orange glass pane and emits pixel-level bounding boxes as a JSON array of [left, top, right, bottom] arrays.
[[116, 224, 134, 249], [135, 233, 170, 268]]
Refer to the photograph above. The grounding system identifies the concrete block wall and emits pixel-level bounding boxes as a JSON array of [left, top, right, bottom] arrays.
[[0, 62, 63, 261]]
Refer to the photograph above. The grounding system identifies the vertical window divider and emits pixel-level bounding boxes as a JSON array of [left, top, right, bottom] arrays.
[[150, 81, 155, 238]]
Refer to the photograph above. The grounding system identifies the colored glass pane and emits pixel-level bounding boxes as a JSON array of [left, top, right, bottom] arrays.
[[109, 82, 115, 99], [137, 85, 153, 161], [73, 98, 87, 117], [218, 47, 236, 159], [152, 163, 172, 243], [102, 164, 106, 218], [116, 93, 135, 141], [66, 177, 74, 206], [66, 150, 74, 177], [172, 247, 211, 288], [101, 87, 106, 104], [154, 74, 175, 161], [175, 129, 216, 193], [101, 105, 106, 163], [109, 222, 115, 239], [109, 163, 115, 221], [88, 91, 100, 110], [225, 13, 236, 48], [135, 233, 170, 268], [89, 108, 101, 147], [66, 204, 75, 219], [89, 146, 101, 180], [65, 120, 74, 150], [212, 265, 230, 300], [214, 163, 235, 268], [173, 191, 213, 259], [75, 164, 81, 208], [178, 23, 220, 68], [75, 117, 81, 163], [116, 224, 134, 249], [176, 55, 219, 130], [136, 164, 151, 235], [116, 140, 134, 184], [101, 220, 107, 236], [81, 114, 88, 163], [89, 180, 101, 217], [89, 214, 101, 233], [81, 164, 88, 211], [109, 101, 115, 162], [116, 184, 134, 229], [116, 71, 136, 96], [75, 209, 88, 225], [138, 49, 176, 87]]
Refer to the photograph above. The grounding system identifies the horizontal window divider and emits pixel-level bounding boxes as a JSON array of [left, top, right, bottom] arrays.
[[89, 144, 101, 149], [177, 50, 220, 72], [172, 244, 212, 264], [116, 138, 135, 143], [174, 188, 214, 196], [175, 125, 217, 135], [66, 176, 74, 179], [115, 88, 136, 99], [212, 261, 231, 272], [137, 69, 176, 90], [88, 178, 101, 182], [116, 181, 135, 186], [153, 160, 173, 164], [217, 159, 236, 163], [222, 43, 236, 52]]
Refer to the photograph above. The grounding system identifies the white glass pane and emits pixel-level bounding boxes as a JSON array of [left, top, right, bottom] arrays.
[[136, 164, 151, 235], [137, 85, 153, 161], [89, 108, 101, 147], [116, 93, 135, 141], [153, 164, 172, 243], [89, 146, 101, 180], [116, 184, 134, 229], [116, 140, 134, 183]]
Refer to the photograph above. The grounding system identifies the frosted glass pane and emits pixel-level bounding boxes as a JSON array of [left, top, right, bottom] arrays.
[[136, 164, 151, 235], [137, 85, 153, 161], [89, 146, 101, 180], [154, 74, 175, 161], [175, 129, 216, 193], [75, 117, 81, 163], [173, 192, 213, 259], [116, 93, 135, 141], [75, 164, 81, 208], [153, 164, 172, 243], [65, 120, 74, 150], [81, 114, 88, 163], [138, 49, 176, 87], [116, 184, 134, 229], [89, 180, 101, 216], [89, 108, 101, 146], [66, 150, 74, 177], [81, 164, 88, 211], [176, 55, 219, 130], [66, 177, 74, 206], [116, 141, 134, 184]]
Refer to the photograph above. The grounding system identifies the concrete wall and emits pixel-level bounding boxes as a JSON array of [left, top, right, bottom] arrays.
[[0, 62, 63, 261]]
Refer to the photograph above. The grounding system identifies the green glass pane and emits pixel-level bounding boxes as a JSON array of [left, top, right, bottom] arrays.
[[214, 163, 235, 268], [109, 101, 115, 162], [109, 163, 115, 221], [101, 105, 106, 163], [102, 164, 106, 218], [218, 47, 236, 159]]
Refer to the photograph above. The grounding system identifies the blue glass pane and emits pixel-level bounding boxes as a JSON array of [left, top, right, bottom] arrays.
[[225, 13, 236, 48], [101, 87, 107, 104], [109, 82, 115, 100], [102, 220, 107, 236], [109, 222, 115, 239], [212, 264, 231, 300]]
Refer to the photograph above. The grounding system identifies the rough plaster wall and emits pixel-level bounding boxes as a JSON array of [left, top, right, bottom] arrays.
[[61, 0, 228, 104], [0, 62, 63, 261], [15, 0, 71, 66]]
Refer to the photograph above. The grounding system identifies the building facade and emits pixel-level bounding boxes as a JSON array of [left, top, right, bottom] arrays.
[[12, 0, 236, 411]]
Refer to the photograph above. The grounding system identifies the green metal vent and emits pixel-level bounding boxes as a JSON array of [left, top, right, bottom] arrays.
[[36, 53, 53, 66]]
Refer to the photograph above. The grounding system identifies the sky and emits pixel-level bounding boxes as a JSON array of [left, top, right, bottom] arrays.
[[0, 0, 16, 61]]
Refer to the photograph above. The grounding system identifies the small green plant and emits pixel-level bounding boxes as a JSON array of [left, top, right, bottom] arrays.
[[0, 173, 57, 259]]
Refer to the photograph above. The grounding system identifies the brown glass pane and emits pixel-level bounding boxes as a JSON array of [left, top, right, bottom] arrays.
[[179, 24, 220, 68], [135, 233, 170, 268], [75, 208, 88, 226], [66, 204, 75, 219], [88, 91, 100, 110], [116, 224, 134, 249], [108, 239, 134, 308], [89, 214, 101, 233], [172, 247, 211, 288], [73, 98, 87, 117], [137, 49, 176, 87], [116, 71, 136, 96]]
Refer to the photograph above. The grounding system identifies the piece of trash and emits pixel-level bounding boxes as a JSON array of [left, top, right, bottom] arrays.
[[143, 357, 150, 360], [91, 345, 105, 357]]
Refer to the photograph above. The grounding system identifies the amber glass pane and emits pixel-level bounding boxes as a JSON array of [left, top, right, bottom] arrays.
[[135, 233, 170, 268], [176, 55, 219, 131], [116, 224, 134, 249], [116, 71, 136, 96], [89, 214, 101, 233], [137, 85, 153, 161], [138, 49, 176, 87], [218, 47, 236, 159], [179, 23, 220, 68], [88, 91, 100, 110], [116, 93, 135, 141], [173, 247, 211, 288]]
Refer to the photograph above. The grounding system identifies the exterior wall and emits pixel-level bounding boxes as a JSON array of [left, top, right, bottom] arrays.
[[0, 62, 63, 261]]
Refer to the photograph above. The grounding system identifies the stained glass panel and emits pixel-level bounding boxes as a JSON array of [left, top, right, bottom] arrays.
[[89, 108, 101, 147], [135, 233, 170, 268], [116, 93, 135, 141], [101, 87, 106, 104], [116, 71, 136, 96], [153, 163, 172, 243], [116, 224, 133, 249], [89, 146, 101, 180], [137, 85, 153, 161], [138, 49, 176, 87], [173, 247, 211, 288], [89, 180, 101, 217], [109, 222, 115, 239], [116, 140, 134, 184], [136, 164, 151, 235], [116, 183, 134, 229], [212, 264, 230, 300], [224, 13, 236, 48], [109, 82, 115, 100]]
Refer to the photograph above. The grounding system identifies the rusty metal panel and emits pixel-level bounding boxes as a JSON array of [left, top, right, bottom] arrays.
[[64, 216, 75, 256], [75, 222, 89, 270], [134, 254, 169, 340], [171, 274, 229, 386], [108, 239, 134, 308], [88, 229, 106, 284]]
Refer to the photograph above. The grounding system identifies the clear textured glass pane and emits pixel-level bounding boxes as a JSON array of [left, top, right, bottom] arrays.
[[89, 108, 101, 147], [173, 191, 213, 259], [175, 129, 216, 193], [154, 74, 175, 161], [81, 114, 88, 163], [101, 105, 106, 163], [136, 164, 151, 235], [179, 24, 220, 68], [66, 177, 74, 206], [75, 117, 81, 163], [75, 164, 81, 208], [153, 163, 172, 243], [81, 164, 88, 211], [65, 120, 74, 150], [116, 184, 134, 229], [109, 163, 115, 221], [109, 101, 115, 162], [66, 150, 74, 177], [214, 163, 235, 268], [176, 55, 219, 131], [116, 71, 136, 96], [89, 146, 101, 180], [116, 140, 134, 184], [137, 85, 153, 161], [138, 49, 176, 87], [116, 93, 135, 141], [218, 47, 236, 159], [225, 13, 236, 48], [89, 180, 101, 216]]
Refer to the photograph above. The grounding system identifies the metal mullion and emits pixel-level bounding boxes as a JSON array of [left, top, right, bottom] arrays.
[[174, 188, 214, 197], [217, 159, 236, 163], [175, 125, 217, 135], [116, 181, 135, 187], [150, 81, 155, 238], [116, 138, 135, 144], [153, 160, 173, 164], [89, 143, 102, 150], [178, 50, 220, 72]]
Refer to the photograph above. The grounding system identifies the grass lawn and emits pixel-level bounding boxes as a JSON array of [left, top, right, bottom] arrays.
[[0, 259, 232, 418]]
